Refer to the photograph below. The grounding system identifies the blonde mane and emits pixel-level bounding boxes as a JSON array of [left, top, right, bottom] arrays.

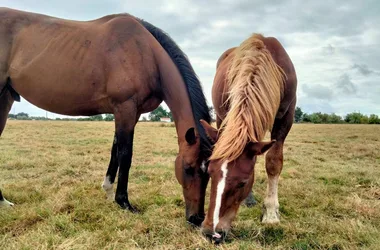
[[210, 34, 286, 162]]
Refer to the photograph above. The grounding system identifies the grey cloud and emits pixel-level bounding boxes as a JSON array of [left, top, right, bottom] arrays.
[[352, 64, 375, 76], [3, 0, 380, 116], [302, 84, 333, 101], [322, 44, 335, 55], [336, 74, 357, 95]]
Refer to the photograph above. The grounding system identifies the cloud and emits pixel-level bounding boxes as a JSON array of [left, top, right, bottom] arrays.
[[335, 74, 357, 95], [1, 0, 379, 117], [322, 44, 335, 56], [302, 84, 333, 101], [352, 64, 375, 76]]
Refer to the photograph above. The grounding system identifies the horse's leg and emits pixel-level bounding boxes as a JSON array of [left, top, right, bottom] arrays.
[[262, 101, 295, 224], [113, 101, 138, 212], [102, 133, 118, 200], [0, 88, 15, 207]]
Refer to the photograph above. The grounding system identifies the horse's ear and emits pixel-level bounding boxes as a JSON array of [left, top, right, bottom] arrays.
[[185, 127, 197, 145], [248, 140, 276, 156], [200, 119, 218, 143]]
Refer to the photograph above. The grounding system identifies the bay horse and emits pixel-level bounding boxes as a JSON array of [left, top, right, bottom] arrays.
[[0, 8, 211, 226], [200, 34, 297, 243]]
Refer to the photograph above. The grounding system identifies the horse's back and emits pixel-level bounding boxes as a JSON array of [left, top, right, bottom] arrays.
[[213, 35, 297, 121], [6, 14, 110, 114], [2, 8, 158, 115]]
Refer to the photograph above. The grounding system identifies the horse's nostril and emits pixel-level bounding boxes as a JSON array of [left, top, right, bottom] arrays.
[[212, 231, 227, 245], [187, 214, 205, 227]]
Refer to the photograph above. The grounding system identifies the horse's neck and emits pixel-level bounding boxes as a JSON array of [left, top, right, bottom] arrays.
[[155, 47, 196, 143]]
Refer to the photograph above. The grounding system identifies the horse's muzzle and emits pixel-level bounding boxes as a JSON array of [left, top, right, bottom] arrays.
[[201, 227, 228, 245], [187, 214, 205, 227]]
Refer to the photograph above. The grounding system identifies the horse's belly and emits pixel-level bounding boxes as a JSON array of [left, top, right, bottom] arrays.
[[9, 65, 109, 116]]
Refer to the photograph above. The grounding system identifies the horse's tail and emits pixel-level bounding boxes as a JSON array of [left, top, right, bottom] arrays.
[[211, 34, 286, 162]]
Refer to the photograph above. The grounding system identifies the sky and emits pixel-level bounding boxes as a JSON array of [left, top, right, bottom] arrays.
[[2, 0, 380, 118]]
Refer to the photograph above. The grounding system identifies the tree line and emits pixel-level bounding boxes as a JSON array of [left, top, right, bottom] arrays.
[[8, 106, 380, 124], [8, 113, 115, 121], [294, 107, 380, 124]]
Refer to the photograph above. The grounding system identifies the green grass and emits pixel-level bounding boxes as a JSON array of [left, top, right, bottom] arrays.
[[1, 121, 380, 249]]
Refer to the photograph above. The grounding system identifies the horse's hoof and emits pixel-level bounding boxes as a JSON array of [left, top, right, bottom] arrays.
[[115, 198, 139, 213], [0, 198, 14, 207], [261, 209, 280, 224], [127, 205, 139, 214]]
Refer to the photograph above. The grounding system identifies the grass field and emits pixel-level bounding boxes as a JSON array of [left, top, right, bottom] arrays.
[[0, 121, 379, 249]]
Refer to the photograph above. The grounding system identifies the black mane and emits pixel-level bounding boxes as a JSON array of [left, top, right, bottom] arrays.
[[138, 19, 212, 156]]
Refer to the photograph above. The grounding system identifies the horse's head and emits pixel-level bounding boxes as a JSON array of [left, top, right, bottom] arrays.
[[199, 120, 275, 243], [175, 127, 210, 227]]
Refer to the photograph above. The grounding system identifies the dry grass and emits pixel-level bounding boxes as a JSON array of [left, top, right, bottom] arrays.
[[0, 121, 379, 249]]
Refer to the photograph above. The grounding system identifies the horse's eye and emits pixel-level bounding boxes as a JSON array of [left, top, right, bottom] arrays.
[[184, 165, 195, 176], [237, 181, 246, 188]]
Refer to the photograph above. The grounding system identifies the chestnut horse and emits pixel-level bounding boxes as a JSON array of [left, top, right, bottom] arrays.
[[0, 8, 211, 226], [200, 34, 297, 243]]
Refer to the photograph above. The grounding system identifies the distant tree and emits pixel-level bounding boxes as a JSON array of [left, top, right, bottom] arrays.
[[360, 116, 369, 124], [16, 112, 29, 119], [149, 105, 168, 121], [328, 113, 343, 124], [91, 115, 104, 121], [104, 114, 114, 121], [15, 112, 30, 120], [369, 114, 380, 124], [141, 116, 148, 122], [78, 117, 92, 121], [294, 107, 304, 123], [302, 113, 312, 123], [345, 112, 365, 124], [8, 114, 16, 119], [309, 113, 322, 124], [31, 116, 50, 121], [319, 113, 330, 123]]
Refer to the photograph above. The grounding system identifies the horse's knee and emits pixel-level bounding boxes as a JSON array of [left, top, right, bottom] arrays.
[[265, 143, 284, 176]]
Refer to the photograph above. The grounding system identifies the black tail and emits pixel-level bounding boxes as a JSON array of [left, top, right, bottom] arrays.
[[138, 19, 212, 156]]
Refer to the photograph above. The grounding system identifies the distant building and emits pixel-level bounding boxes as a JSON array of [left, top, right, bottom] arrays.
[[160, 117, 171, 123]]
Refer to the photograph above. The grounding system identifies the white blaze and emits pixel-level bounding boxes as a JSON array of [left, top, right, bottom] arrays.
[[213, 160, 228, 232]]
